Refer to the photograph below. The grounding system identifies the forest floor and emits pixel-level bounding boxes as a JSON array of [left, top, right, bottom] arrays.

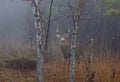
[[0, 62, 120, 82]]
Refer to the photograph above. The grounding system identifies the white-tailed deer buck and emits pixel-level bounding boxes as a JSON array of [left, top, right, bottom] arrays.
[[56, 28, 84, 64]]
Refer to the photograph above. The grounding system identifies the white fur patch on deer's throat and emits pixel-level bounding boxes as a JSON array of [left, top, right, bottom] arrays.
[[61, 37, 65, 41]]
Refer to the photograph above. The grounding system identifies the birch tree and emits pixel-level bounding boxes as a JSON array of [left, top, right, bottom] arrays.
[[32, 0, 44, 81], [31, 0, 53, 82], [68, 0, 84, 82]]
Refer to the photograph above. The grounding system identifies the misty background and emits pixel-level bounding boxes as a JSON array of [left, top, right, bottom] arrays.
[[0, 0, 120, 54], [0, 0, 31, 42]]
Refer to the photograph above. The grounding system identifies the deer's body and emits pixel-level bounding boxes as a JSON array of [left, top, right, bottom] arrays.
[[59, 38, 70, 61], [59, 37, 84, 63], [56, 28, 84, 64]]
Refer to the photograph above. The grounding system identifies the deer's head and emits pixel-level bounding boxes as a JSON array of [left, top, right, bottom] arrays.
[[56, 28, 71, 43]]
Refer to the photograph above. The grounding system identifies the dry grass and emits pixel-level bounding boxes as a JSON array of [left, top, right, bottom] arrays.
[[0, 69, 36, 82], [0, 62, 120, 82]]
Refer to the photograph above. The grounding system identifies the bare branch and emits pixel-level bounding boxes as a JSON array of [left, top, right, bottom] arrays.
[[44, 0, 54, 50]]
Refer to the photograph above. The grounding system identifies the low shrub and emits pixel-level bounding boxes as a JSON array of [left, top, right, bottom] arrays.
[[4, 55, 37, 70]]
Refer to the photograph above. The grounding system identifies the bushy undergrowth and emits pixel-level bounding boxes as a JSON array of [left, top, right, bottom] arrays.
[[4, 55, 37, 70]]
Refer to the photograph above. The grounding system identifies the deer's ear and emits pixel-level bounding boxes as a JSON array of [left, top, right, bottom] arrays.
[[56, 34, 60, 38], [56, 27, 61, 38]]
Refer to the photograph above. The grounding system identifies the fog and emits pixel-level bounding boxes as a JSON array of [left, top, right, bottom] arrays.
[[0, 0, 119, 51], [0, 0, 103, 41], [0, 0, 30, 41]]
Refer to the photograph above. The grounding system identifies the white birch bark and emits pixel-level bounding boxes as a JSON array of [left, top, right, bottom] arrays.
[[69, 21, 79, 82], [32, 0, 44, 82], [69, 0, 82, 82]]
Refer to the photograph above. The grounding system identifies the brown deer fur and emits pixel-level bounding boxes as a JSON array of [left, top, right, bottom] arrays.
[[59, 38, 84, 64]]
